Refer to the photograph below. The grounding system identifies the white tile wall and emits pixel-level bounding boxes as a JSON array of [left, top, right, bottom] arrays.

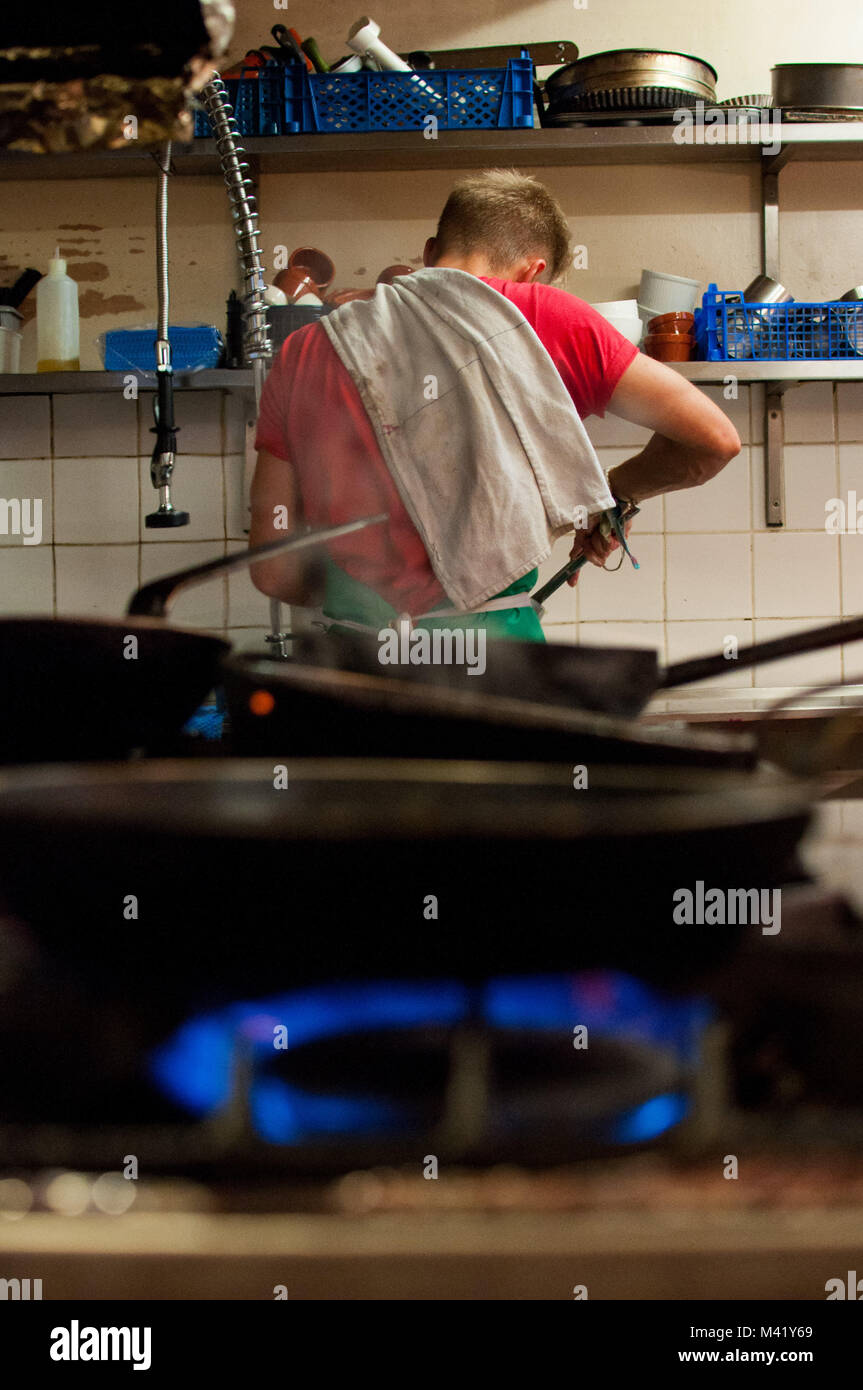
[[782, 444, 839, 532], [837, 384, 863, 441], [0, 545, 53, 613], [0, 396, 51, 459], [579, 620, 664, 653], [782, 383, 835, 444], [666, 534, 752, 621], [841, 534, 863, 611], [53, 393, 138, 458], [54, 457, 139, 544], [0, 381, 856, 691], [838, 444, 863, 505], [541, 622, 579, 646], [55, 545, 137, 618], [753, 533, 840, 619]]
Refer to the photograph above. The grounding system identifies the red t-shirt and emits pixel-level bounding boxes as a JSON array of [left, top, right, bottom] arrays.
[[255, 277, 637, 612]]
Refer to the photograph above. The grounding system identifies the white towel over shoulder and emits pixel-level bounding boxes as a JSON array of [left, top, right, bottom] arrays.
[[321, 267, 615, 609]]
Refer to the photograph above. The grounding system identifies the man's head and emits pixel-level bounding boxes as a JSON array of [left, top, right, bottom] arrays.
[[423, 169, 572, 285]]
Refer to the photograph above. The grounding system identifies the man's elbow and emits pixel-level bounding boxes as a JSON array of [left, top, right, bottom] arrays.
[[689, 420, 742, 486]]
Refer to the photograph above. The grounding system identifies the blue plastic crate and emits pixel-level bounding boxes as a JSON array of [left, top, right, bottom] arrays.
[[194, 71, 261, 136], [102, 326, 224, 372], [697, 283, 863, 361], [195, 54, 534, 137]]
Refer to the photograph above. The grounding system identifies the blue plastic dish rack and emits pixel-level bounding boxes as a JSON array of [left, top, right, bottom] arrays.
[[194, 53, 534, 137], [696, 283, 863, 361], [102, 326, 224, 372]]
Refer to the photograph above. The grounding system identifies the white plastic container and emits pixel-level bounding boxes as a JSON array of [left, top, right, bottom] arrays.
[[37, 248, 80, 372], [591, 299, 643, 345], [638, 269, 700, 317]]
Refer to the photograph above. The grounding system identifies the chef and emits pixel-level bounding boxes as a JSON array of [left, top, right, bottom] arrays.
[[250, 169, 740, 643]]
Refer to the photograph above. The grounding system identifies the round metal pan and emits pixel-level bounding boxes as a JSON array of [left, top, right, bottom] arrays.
[[545, 49, 717, 113], [772, 64, 863, 113], [0, 758, 811, 1010]]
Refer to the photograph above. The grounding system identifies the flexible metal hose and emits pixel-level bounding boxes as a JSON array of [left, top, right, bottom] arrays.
[[155, 142, 171, 347], [198, 76, 273, 405], [199, 78, 287, 648]]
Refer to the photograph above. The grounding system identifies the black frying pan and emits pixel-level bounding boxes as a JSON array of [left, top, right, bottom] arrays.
[[0, 515, 384, 763], [283, 612, 863, 720]]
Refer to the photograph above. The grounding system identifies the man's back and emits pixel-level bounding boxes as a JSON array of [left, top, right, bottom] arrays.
[[254, 277, 636, 613]]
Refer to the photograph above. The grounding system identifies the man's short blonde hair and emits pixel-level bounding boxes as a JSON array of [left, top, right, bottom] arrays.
[[433, 169, 572, 282]]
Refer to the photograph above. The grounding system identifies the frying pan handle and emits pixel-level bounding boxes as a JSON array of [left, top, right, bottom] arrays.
[[126, 514, 387, 620], [532, 501, 640, 607], [661, 614, 863, 690]]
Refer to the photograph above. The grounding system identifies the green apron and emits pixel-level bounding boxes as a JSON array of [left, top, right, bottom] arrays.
[[322, 558, 546, 643]]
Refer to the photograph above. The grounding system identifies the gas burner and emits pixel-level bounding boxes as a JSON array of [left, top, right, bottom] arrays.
[[0, 971, 707, 1173]]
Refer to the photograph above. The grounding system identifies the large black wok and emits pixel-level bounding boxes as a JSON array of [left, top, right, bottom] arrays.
[[224, 654, 757, 768], [0, 758, 811, 1024], [0, 515, 384, 763]]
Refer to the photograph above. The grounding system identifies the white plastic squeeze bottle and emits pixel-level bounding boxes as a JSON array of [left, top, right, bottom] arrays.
[[37, 247, 80, 372]]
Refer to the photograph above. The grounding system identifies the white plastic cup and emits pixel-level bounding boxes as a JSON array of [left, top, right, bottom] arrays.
[[638, 270, 700, 317]]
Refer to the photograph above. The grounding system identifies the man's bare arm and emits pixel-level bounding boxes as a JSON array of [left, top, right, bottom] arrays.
[[568, 352, 742, 575], [248, 448, 309, 604], [604, 353, 741, 504]]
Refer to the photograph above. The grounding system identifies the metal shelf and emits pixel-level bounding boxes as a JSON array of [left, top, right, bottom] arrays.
[[2, 122, 863, 180], [676, 360, 863, 383], [2, 360, 861, 396], [0, 369, 254, 394]]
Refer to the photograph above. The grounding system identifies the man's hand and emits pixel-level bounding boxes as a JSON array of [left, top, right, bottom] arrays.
[[567, 511, 633, 585]]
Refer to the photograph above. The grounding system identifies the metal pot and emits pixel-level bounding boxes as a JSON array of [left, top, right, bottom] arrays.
[[545, 49, 717, 114], [741, 274, 794, 305], [772, 64, 863, 114]]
